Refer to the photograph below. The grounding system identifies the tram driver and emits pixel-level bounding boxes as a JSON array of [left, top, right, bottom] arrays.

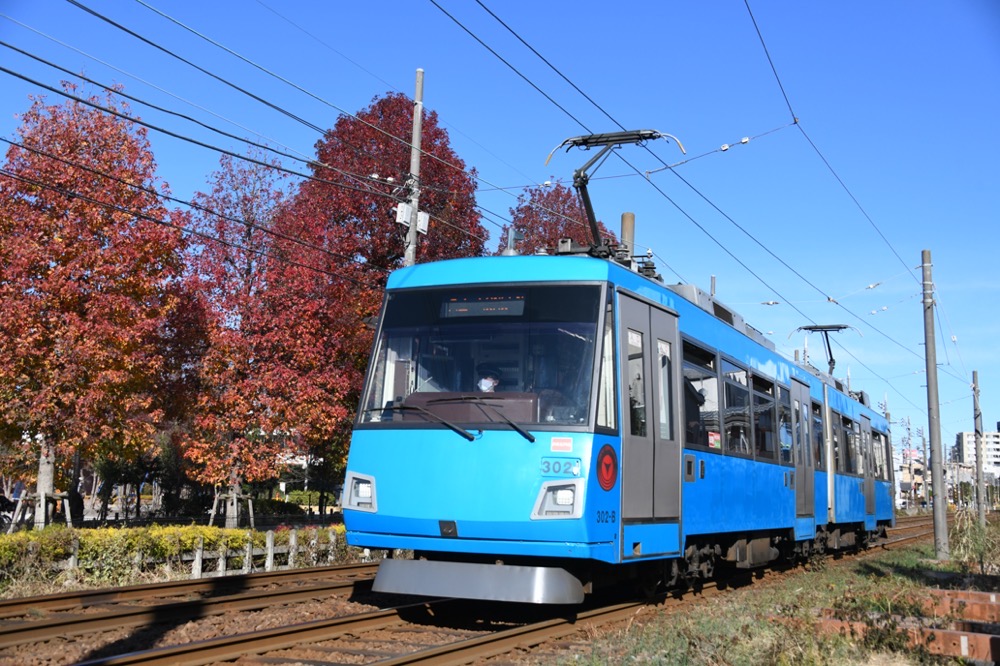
[[476, 364, 501, 392]]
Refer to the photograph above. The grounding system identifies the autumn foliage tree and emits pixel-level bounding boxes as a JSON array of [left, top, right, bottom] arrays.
[[0, 86, 185, 523], [292, 92, 485, 277], [497, 181, 617, 255], [263, 92, 486, 496], [184, 150, 292, 525]]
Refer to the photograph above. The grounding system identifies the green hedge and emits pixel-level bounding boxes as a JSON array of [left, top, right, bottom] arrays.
[[0, 523, 353, 593]]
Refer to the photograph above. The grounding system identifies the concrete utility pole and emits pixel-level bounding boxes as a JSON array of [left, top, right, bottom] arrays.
[[973, 370, 985, 527], [922, 249, 949, 559], [403, 68, 424, 268]]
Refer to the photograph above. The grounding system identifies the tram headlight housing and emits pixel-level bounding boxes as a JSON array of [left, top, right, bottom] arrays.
[[344, 472, 377, 512], [532, 480, 583, 519]]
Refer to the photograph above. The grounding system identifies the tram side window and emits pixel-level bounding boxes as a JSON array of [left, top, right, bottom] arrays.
[[777, 386, 793, 465], [832, 412, 843, 472], [842, 416, 858, 475], [627, 329, 647, 437], [657, 339, 674, 440], [861, 427, 871, 477], [872, 431, 885, 479], [723, 360, 751, 456], [811, 402, 825, 471], [682, 342, 720, 450], [873, 431, 888, 480], [595, 300, 616, 430], [752, 376, 777, 461]]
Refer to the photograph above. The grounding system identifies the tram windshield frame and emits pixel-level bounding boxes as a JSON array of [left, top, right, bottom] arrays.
[[357, 283, 605, 430]]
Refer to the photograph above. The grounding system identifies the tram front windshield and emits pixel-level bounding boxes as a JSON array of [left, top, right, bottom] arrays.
[[358, 284, 603, 428]]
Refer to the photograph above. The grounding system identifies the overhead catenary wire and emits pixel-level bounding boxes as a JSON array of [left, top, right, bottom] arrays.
[[458, 0, 932, 410], [470, 0, 968, 391], [741, 0, 918, 286]]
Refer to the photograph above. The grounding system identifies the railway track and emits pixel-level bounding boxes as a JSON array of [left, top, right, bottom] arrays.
[[0, 520, 936, 665], [0, 562, 377, 621], [0, 562, 378, 661]]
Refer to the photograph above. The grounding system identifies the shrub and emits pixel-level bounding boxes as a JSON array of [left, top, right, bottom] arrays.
[[252, 498, 305, 516]]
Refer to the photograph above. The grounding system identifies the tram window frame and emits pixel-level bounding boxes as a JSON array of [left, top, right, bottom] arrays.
[[831, 410, 843, 472], [722, 359, 752, 458], [872, 430, 888, 480], [777, 386, 793, 466], [656, 338, 675, 441], [681, 340, 722, 453], [841, 416, 859, 475], [752, 375, 777, 463], [871, 430, 884, 480], [626, 328, 648, 438], [811, 401, 825, 471], [595, 293, 617, 433]]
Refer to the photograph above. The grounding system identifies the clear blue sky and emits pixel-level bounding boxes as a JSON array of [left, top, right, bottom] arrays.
[[2, 1, 998, 462]]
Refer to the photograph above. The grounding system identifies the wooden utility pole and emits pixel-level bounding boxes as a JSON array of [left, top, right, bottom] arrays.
[[922, 249, 948, 559], [973, 370, 985, 527], [403, 69, 424, 267]]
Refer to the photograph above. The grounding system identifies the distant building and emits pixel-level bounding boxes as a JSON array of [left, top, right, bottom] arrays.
[[954, 422, 1000, 481], [897, 447, 927, 508]]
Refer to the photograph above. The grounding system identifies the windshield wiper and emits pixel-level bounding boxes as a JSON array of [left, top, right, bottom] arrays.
[[366, 404, 475, 441], [427, 396, 535, 443]]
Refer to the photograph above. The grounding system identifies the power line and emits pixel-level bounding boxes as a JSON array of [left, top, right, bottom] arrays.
[[0, 63, 398, 203], [453, 0, 936, 412], [0, 136, 380, 275], [0, 39, 382, 188], [0, 12, 313, 166], [742, 0, 918, 285], [0, 167, 374, 288], [1, 53, 488, 247], [252, 0, 560, 210], [65, 0, 326, 134], [57, 0, 494, 244], [128, 0, 471, 177], [428, 0, 592, 133]]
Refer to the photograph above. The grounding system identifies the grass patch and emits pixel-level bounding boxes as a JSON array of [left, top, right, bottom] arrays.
[[559, 544, 965, 665]]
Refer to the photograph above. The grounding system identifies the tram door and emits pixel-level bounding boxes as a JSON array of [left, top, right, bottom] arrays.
[[790, 379, 814, 517], [619, 294, 681, 523], [861, 416, 875, 515]]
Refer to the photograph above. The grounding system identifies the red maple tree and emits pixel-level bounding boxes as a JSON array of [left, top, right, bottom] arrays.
[[183, 151, 292, 520], [260, 92, 486, 498], [498, 181, 617, 255], [0, 86, 186, 516], [294, 91, 485, 276]]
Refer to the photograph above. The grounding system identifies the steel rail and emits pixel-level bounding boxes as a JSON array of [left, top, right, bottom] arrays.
[[0, 562, 376, 619], [74, 607, 409, 666], [0, 576, 371, 649]]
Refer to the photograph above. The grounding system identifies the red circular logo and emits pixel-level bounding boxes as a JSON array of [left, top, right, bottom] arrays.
[[596, 445, 618, 491]]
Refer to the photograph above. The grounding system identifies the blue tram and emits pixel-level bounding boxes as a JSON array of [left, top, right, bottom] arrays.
[[342, 132, 894, 604]]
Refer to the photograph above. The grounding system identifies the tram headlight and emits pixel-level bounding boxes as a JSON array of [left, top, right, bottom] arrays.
[[532, 480, 583, 519], [554, 488, 574, 506], [345, 473, 377, 512]]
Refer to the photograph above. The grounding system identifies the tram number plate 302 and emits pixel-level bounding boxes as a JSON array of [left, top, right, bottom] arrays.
[[540, 457, 581, 477]]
